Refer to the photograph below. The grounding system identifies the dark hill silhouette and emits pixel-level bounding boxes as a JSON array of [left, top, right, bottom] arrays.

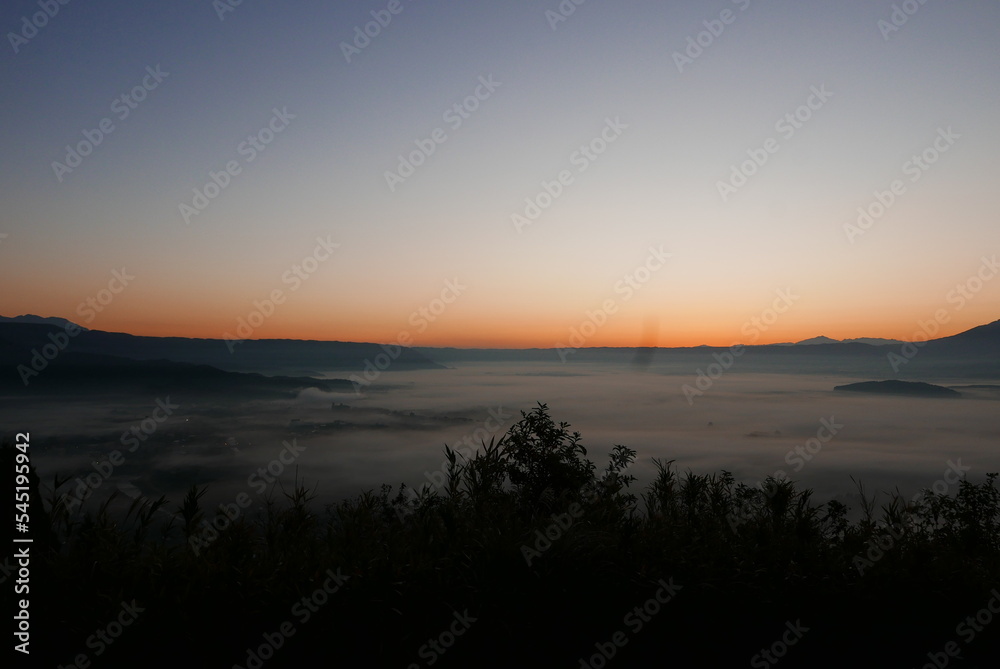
[[3, 317, 997, 381], [833, 380, 962, 397], [923, 318, 1000, 353], [419, 318, 1000, 379], [0, 322, 445, 376], [0, 347, 350, 398], [0, 314, 87, 330], [794, 335, 840, 345], [842, 336, 905, 345]]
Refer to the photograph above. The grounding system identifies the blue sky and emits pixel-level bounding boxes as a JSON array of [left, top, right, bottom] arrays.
[[2, 0, 998, 346]]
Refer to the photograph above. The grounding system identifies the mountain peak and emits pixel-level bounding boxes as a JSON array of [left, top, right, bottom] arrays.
[[794, 336, 839, 345], [0, 314, 87, 330]]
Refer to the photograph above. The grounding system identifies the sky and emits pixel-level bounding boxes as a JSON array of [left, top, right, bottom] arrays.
[[1, 0, 998, 348]]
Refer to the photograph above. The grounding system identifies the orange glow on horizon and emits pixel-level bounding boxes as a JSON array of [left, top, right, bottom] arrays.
[[7, 288, 995, 350], [66, 316, 992, 350]]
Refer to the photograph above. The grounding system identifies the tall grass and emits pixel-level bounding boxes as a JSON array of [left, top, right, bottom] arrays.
[[6, 402, 1000, 667]]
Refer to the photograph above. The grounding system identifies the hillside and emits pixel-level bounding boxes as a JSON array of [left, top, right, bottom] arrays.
[[833, 380, 962, 398]]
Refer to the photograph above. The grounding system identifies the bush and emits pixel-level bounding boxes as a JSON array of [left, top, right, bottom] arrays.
[[7, 406, 1000, 667]]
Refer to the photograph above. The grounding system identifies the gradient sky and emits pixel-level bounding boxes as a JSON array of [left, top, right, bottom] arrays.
[[2, 0, 998, 348]]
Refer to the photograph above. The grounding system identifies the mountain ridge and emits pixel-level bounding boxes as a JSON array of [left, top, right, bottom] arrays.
[[4, 314, 994, 351]]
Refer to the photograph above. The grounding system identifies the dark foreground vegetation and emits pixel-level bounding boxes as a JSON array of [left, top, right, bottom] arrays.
[[6, 404, 1000, 668]]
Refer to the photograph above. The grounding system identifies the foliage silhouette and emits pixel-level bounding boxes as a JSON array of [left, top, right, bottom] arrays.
[[4, 405, 1000, 667]]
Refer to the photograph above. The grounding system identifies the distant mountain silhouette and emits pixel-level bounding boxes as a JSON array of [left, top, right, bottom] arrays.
[[0, 314, 87, 330], [3, 317, 997, 382], [0, 351, 349, 398], [842, 337, 905, 346], [0, 321, 449, 397], [833, 380, 961, 398], [0, 322, 445, 376], [795, 336, 840, 345], [789, 335, 904, 346], [769, 335, 904, 347], [923, 319, 1000, 354]]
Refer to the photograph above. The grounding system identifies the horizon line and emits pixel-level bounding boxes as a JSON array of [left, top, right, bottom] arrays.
[[4, 314, 997, 351]]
